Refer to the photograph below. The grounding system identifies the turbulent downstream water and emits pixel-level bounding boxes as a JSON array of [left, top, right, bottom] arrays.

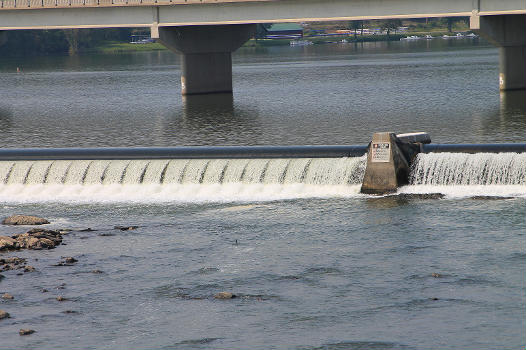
[[0, 40, 525, 350]]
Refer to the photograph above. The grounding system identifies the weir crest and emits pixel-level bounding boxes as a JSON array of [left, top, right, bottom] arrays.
[[0, 157, 367, 186]]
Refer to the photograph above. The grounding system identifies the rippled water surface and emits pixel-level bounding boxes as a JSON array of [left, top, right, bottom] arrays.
[[0, 39, 525, 350]]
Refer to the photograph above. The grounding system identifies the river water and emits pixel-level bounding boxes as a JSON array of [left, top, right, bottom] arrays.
[[0, 39, 525, 350]]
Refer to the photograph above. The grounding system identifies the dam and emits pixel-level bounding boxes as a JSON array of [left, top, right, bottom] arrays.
[[0, 142, 524, 202]]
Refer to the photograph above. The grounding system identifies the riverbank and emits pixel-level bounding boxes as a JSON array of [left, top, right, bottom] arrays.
[[88, 30, 479, 53], [87, 34, 408, 53]]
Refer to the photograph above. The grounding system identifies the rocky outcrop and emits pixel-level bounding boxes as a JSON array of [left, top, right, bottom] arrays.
[[0, 236, 17, 250], [0, 257, 27, 272], [2, 215, 49, 225], [15, 229, 63, 250], [1, 229, 63, 252]]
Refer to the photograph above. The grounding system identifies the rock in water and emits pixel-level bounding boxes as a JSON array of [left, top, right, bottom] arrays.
[[0, 309, 10, 320], [2, 293, 14, 300], [0, 257, 27, 272], [2, 215, 49, 225], [19, 329, 35, 336], [23, 265, 35, 272], [114, 226, 138, 231], [13, 229, 63, 250], [64, 257, 78, 264], [214, 292, 236, 299], [0, 236, 18, 251]]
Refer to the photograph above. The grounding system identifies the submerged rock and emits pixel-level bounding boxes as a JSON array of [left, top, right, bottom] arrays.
[[0, 309, 10, 320], [19, 329, 35, 336], [471, 195, 513, 200], [2, 215, 49, 226], [23, 265, 35, 272], [114, 226, 138, 231], [55, 257, 78, 266], [0, 257, 27, 272], [214, 292, 236, 299], [390, 193, 445, 200], [2, 293, 14, 300], [431, 273, 443, 278], [56, 296, 67, 302]]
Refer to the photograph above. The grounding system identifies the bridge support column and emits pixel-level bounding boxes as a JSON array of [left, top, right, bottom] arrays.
[[471, 14, 526, 91], [0, 31, 7, 47], [155, 24, 255, 95]]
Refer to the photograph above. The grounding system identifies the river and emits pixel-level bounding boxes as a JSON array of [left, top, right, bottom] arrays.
[[0, 39, 524, 350]]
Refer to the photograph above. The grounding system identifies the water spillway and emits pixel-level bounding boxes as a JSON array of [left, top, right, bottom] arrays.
[[0, 144, 524, 203], [410, 152, 526, 186], [0, 158, 367, 186]]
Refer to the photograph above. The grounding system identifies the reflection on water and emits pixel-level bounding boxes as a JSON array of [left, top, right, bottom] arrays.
[[479, 90, 526, 141], [0, 39, 524, 147], [160, 93, 262, 145], [182, 93, 235, 116], [0, 106, 12, 132], [500, 90, 526, 112]]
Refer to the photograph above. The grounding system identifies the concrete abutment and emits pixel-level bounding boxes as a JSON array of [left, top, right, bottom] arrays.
[[155, 24, 256, 95], [471, 14, 526, 91], [360, 132, 429, 195]]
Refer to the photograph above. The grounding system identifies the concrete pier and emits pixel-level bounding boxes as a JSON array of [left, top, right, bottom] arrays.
[[360, 132, 410, 194], [0, 31, 6, 47], [156, 24, 255, 95], [360, 132, 428, 194], [471, 14, 526, 91]]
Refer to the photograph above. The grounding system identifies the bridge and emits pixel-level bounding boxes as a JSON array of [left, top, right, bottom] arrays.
[[0, 0, 525, 94]]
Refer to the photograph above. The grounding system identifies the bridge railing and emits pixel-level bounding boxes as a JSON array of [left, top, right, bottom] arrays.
[[0, 0, 227, 9]]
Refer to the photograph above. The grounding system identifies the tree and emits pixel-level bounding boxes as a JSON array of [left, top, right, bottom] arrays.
[[349, 20, 363, 39], [379, 19, 402, 38]]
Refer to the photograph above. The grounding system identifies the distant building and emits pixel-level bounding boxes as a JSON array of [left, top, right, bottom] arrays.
[[265, 23, 304, 39]]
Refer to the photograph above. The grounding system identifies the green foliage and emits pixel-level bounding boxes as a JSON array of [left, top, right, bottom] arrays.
[[0, 28, 134, 56], [255, 23, 272, 39]]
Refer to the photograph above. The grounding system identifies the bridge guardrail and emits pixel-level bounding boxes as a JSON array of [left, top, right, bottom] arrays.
[[0, 0, 254, 9]]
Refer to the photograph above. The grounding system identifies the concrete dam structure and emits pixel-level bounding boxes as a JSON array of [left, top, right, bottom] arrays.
[[0, 134, 525, 202]]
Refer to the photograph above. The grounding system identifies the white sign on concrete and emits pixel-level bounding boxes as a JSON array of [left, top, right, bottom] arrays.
[[371, 142, 390, 162]]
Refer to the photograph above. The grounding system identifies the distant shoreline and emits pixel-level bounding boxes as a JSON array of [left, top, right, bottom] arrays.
[[88, 31, 475, 54]]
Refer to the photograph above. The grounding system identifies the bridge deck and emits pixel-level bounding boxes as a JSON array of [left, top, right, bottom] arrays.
[[0, 0, 524, 30]]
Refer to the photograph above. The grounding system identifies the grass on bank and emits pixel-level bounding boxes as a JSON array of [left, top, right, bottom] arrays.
[[88, 41, 167, 54]]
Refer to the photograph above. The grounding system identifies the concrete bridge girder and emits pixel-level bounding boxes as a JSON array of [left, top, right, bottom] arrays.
[[158, 24, 255, 95], [471, 14, 526, 91]]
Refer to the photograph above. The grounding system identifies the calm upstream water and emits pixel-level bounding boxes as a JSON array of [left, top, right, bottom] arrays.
[[0, 39, 525, 350]]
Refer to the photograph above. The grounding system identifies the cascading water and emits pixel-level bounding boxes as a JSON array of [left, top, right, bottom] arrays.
[[409, 152, 526, 185], [401, 152, 526, 198], [0, 157, 366, 186], [0, 157, 367, 203]]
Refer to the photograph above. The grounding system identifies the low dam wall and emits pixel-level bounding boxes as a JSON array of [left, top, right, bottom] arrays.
[[0, 138, 524, 195]]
